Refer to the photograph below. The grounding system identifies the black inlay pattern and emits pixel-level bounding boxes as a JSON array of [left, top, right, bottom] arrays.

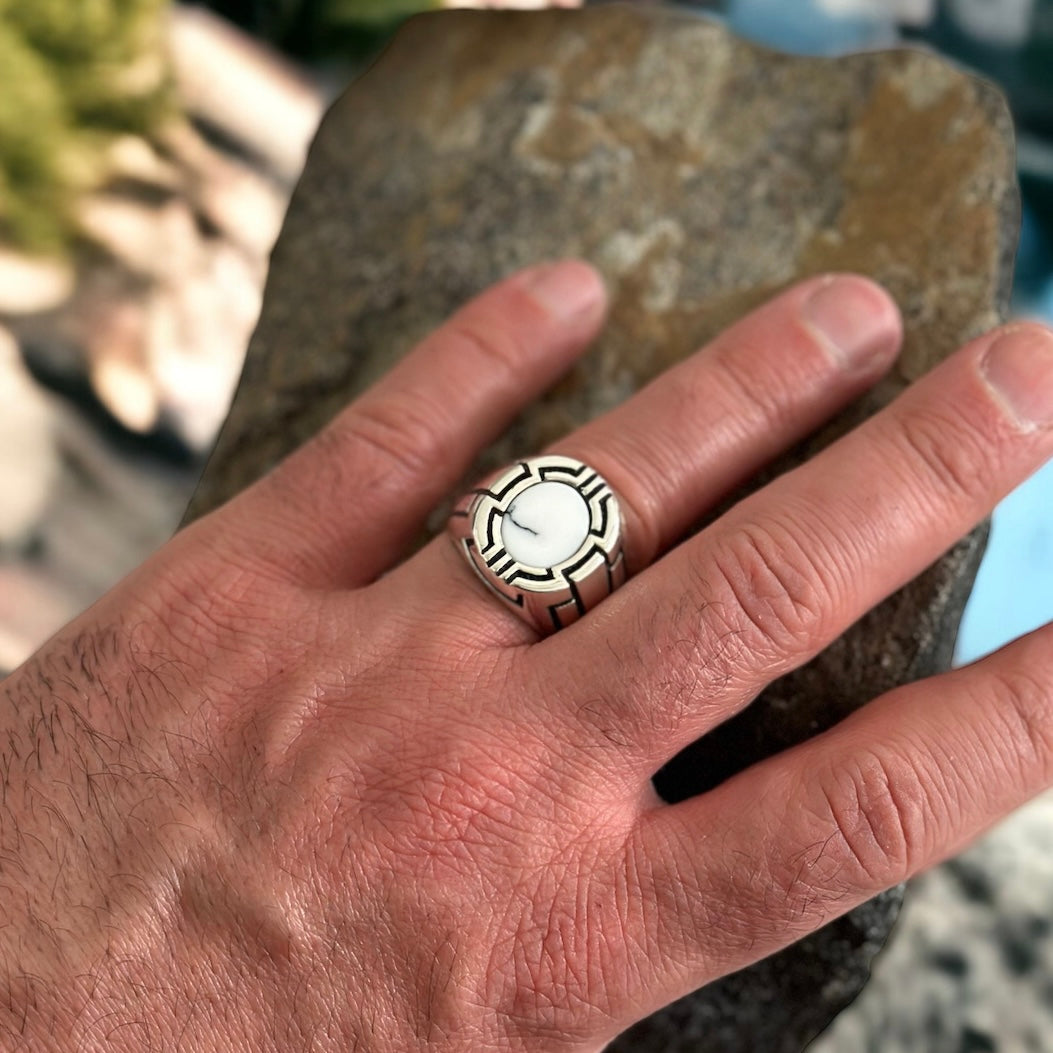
[[451, 455, 625, 630]]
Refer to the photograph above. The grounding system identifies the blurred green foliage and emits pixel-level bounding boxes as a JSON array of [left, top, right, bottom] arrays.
[[0, 0, 172, 255]]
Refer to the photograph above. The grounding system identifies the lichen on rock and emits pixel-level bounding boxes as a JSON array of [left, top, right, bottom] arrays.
[[0, 0, 172, 254]]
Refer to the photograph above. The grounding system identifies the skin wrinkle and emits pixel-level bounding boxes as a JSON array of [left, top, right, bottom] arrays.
[[643, 778, 841, 972], [810, 748, 915, 889], [710, 515, 837, 658], [342, 392, 459, 494], [705, 333, 816, 447], [616, 580, 756, 742], [892, 401, 1000, 512], [983, 667, 1053, 781], [574, 352, 1025, 773], [564, 590, 748, 771]]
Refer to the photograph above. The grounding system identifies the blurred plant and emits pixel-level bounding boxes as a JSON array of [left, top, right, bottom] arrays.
[[0, 0, 173, 255], [201, 0, 440, 60]]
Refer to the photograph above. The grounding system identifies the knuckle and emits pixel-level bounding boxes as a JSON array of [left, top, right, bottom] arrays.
[[338, 392, 447, 485], [810, 750, 918, 890], [711, 339, 799, 435], [895, 406, 989, 509], [708, 515, 834, 658], [441, 317, 522, 377], [987, 668, 1053, 782]]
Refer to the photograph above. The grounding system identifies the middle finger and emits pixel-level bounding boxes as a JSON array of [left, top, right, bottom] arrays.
[[384, 274, 901, 648], [546, 322, 1053, 775]]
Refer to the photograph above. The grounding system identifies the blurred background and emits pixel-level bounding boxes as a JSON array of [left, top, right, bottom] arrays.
[[0, 1, 1052, 1048], [0, 0, 1051, 673]]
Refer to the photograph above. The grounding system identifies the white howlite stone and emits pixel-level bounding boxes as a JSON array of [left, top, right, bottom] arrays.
[[501, 481, 590, 568]]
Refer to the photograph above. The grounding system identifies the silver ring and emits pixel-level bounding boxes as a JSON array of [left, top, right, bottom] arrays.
[[448, 455, 626, 634]]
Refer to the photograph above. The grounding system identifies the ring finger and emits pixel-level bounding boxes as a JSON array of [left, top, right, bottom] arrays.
[[382, 273, 902, 647]]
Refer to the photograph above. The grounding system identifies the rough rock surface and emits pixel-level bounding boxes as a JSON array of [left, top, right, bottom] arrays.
[[186, 6, 1019, 1050], [810, 788, 1053, 1053]]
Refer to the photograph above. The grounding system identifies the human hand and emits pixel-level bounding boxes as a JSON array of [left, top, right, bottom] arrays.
[[2, 261, 1052, 1052]]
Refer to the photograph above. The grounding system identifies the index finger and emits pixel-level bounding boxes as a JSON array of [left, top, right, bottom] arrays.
[[217, 261, 607, 588]]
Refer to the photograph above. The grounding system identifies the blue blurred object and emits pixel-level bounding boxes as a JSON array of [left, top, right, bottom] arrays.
[[957, 458, 1053, 663], [722, 0, 898, 54], [1015, 199, 1050, 299], [956, 200, 1053, 664], [1041, 275, 1053, 319]]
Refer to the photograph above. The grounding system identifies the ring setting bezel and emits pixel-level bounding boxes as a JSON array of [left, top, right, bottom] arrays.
[[449, 455, 626, 633]]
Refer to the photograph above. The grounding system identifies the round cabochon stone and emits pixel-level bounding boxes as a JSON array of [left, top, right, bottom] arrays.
[[501, 481, 590, 569]]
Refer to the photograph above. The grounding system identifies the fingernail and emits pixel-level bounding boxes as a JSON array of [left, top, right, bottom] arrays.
[[980, 325, 1053, 429], [802, 275, 901, 369], [523, 261, 606, 322]]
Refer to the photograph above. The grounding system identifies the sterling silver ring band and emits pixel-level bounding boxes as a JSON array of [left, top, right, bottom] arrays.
[[448, 455, 626, 634]]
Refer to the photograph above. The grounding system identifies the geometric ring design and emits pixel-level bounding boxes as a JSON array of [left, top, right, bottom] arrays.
[[448, 454, 626, 634]]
